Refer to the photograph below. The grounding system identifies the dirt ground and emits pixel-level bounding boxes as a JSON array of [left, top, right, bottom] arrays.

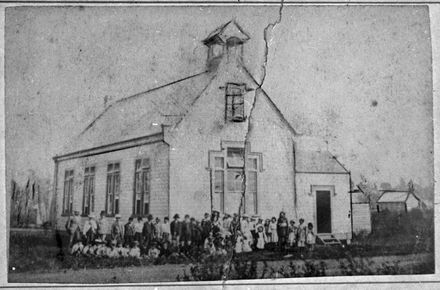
[[8, 253, 432, 284]]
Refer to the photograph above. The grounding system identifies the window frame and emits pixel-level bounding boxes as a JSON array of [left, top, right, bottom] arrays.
[[105, 162, 121, 216], [225, 83, 246, 122], [62, 169, 75, 215], [209, 142, 262, 214], [132, 158, 151, 217], [82, 166, 96, 216]]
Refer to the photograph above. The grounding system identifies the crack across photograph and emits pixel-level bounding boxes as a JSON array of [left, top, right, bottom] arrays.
[[6, 5, 435, 284]]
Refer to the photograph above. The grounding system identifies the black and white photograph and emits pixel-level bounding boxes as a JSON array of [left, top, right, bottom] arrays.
[[3, 2, 438, 285]]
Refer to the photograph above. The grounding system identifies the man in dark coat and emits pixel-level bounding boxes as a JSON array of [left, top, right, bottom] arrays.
[[277, 211, 289, 251], [201, 212, 211, 241], [170, 214, 181, 248], [142, 214, 154, 250], [124, 216, 135, 246]]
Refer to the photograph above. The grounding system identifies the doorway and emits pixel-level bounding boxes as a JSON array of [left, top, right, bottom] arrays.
[[316, 190, 332, 233]]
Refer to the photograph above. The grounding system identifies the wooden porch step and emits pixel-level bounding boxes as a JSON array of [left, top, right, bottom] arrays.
[[317, 234, 342, 246]]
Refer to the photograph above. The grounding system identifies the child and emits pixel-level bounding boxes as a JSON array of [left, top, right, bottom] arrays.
[[269, 217, 278, 243], [306, 222, 316, 254], [129, 241, 141, 258], [160, 217, 171, 242], [160, 240, 171, 257], [71, 241, 84, 256], [119, 243, 129, 258], [95, 240, 107, 257], [106, 240, 119, 258], [288, 220, 297, 248], [134, 216, 143, 243], [264, 219, 272, 242], [255, 224, 267, 250], [297, 218, 307, 256], [203, 232, 215, 254], [242, 236, 252, 253], [234, 231, 243, 254], [148, 241, 161, 259]]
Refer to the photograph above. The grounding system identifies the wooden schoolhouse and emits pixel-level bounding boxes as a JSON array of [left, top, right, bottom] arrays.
[[53, 21, 353, 242]]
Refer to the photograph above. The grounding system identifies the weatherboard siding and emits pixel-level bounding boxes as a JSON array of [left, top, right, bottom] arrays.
[[55, 142, 169, 230], [295, 173, 352, 240], [352, 203, 371, 233]]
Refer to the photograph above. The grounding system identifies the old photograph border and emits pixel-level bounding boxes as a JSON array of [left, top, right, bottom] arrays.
[[0, 0, 439, 288]]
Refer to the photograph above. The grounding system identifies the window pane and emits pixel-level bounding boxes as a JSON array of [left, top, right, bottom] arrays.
[[142, 158, 150, 168], [114, 163, 120, 171], [136, 200, 141, 215], [214, 170, 224, 192], [227, 170, 243, 192], [144, 202, 149, 215], [248, 158, 257, 170], [248, 171, 257, 192], [135, 159, 141, 170], [227, 148, 244, 168], [114, 174, 120, 196], [214, 157, 224, 169], [108, 164, 113, 171], [115, 199, 119, 214]]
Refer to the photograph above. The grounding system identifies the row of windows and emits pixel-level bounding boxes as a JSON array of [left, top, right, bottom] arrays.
[[62, 147, 261, 216], [62, 159, 150, 216]]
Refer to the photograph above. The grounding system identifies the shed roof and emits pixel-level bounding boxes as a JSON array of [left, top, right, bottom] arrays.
[[351, 189, 370, 203], [295, 150, 348, 174], [377, 191, 412, 203]]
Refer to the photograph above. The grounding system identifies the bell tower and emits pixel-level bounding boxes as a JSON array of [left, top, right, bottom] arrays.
[[202, 20, 250, 71]]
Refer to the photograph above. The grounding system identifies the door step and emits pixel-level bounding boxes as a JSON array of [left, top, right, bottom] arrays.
[[317, 234, 342, 246]]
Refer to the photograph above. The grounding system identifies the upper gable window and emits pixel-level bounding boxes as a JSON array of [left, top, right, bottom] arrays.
[[225, 83, 246, 122]]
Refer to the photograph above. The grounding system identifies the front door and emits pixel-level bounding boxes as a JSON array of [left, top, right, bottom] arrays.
[[316, 190, 332, 233]]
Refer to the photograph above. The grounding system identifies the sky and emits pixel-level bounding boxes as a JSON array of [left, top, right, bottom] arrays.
[[5, 5, 434, 191]]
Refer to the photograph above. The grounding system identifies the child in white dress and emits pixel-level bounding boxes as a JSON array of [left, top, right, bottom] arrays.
[[288, 220, 297, 248], [234, 231, 243, 254], [242, 236, 252, 252], [269, 217, 278, 243], [129, 241, 141, 258], [306, 222, 316, 253], [256, 224, 267, 250]]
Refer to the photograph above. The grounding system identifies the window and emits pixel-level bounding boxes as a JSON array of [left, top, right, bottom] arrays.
[[211, 146, 260, 214], [225, 83, 245, 122], [106, 163, 120, 215], [133, 159, 150, 216], [82, 166, 95, 216], [62, 170, 74, 214]]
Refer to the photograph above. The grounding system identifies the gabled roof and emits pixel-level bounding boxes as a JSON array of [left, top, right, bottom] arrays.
[[377, 191, 420, 203], [203, 20, 250, 45], [62, 71, 215, 154]]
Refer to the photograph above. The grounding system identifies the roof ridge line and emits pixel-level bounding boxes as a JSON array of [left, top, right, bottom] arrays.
[[239, 62, 299, 136], [78, 70, 209, 137]]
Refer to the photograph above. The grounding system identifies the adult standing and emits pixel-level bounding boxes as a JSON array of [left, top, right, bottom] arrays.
[[124, 216, 135, 246], [142, 214, 154, 249], [97, 210, 108, 241], [65, 210, 82, 248], [111, 214, 124, 244], [170, 214, 182, 248], [201, 213, 211, 241], [277, 211, 289, 251], [83, 213, 98, 245]]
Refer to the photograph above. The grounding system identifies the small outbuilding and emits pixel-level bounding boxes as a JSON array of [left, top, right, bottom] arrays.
[[350, 188, 371, 234], [376, 190, 421, 213]]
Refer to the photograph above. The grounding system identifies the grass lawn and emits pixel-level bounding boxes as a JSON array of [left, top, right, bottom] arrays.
[[8, 226, 434, 277]]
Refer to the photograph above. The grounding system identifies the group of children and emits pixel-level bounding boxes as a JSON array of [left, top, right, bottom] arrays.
[[234, 214, 317, 256], [65, 210, 317, 260]]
